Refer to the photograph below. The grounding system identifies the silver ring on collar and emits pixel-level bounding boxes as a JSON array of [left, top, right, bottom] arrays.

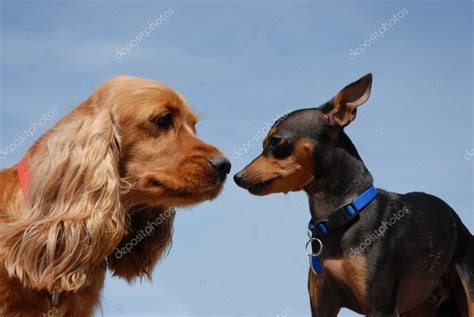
[[305, 237, 323, 257]]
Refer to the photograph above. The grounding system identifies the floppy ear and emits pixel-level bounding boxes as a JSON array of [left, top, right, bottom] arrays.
[[320, 73, 372, 127], [2, 94, 127, 293]]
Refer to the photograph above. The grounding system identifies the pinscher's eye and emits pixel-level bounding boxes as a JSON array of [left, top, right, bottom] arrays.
[[267, 135, 292, 158], [268, 136, 282, 148]]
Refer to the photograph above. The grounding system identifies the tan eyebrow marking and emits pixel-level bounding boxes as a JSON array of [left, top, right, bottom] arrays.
[[264, 127, 277, 145]]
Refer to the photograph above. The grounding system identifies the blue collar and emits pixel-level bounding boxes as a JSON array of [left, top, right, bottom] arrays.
[[306, 185, 377, 274]]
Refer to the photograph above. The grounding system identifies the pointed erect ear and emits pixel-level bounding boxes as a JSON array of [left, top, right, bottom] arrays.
[[320, 73, 372, 127]]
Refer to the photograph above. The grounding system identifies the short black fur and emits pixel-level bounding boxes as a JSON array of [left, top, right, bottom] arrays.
[[276, 106, 473, 316], [235, 74, 474, 316]]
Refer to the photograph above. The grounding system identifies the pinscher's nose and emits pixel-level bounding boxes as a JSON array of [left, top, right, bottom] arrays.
[[233, 170, 245, 186]]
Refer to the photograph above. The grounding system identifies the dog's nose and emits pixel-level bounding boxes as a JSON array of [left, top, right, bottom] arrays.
[[233, 170, 245, 186], [209, 156, 231, 180]]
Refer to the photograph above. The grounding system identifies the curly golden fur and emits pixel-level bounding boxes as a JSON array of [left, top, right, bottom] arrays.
[[0, 76, 228, 316]]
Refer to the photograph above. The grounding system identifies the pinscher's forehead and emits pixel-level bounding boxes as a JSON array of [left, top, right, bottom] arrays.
[[265, 107, 328, 142]]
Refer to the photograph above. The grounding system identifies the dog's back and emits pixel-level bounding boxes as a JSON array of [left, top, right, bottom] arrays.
[[370, 190, 473, 313]]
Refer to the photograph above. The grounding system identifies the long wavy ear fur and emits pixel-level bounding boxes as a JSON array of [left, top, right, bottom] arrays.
[[2, 95, 127, 293]]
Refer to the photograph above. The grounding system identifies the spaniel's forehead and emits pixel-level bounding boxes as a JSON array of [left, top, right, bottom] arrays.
[[101, 76, 198, 128], [155, 90, 197, 126], [132, 87, 198, 128], [179, 105, 198, 127]]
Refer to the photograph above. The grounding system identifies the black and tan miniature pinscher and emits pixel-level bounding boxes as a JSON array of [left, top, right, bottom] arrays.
[[234, 74, 474, 316]]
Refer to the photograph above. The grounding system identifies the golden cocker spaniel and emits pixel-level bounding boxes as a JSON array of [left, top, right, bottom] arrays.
[[0, 76, 231, 316]]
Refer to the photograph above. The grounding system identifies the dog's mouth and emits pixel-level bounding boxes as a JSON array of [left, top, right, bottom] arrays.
[[150, 178, 223, 198], [247, 177, 278, 194]]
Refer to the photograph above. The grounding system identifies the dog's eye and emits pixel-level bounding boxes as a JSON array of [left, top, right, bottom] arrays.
[[268, 136, 281, 148], [154, 113, 173, 129], [268, 136, 292, 158]]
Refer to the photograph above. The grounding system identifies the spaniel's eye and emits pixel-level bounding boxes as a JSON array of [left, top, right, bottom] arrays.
[[154, 113, 173, 129], [268, 136, 281, 148]]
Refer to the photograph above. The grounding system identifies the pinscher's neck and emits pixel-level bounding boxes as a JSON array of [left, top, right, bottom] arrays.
[[305, 131, 373, 221]]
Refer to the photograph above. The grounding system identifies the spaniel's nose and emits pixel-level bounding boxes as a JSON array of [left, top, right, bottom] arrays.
[[233, 170, 245, 186], [209, 156, 231, 180]]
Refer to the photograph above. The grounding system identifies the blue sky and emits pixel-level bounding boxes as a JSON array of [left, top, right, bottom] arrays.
[[0, 1, 472, 316]]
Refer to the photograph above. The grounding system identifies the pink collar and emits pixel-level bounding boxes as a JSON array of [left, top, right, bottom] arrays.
[[17, 157, 31, 197]]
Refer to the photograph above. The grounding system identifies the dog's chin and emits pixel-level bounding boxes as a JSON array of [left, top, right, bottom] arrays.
[[245, 177, 280, 196], [147, 180, 225, 207], [179, 183, 224, 204]]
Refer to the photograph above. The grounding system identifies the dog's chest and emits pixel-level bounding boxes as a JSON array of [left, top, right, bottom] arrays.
[[324, 256, 369, 307]]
